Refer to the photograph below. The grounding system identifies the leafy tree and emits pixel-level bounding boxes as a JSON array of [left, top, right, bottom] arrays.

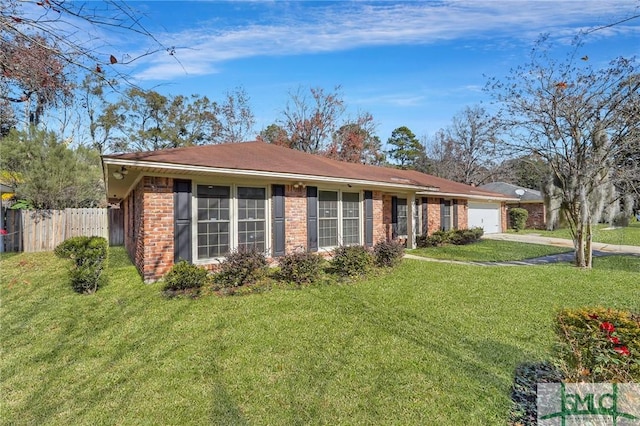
[[277, 86, 346, 153], [493, 155, 549, 190], [488, 37, 639, 268], [0, 98, 17, 137], [216, 87, 256, 143], [1, 1, 175, 131], [103, 87, 254, 152], [77, 72, 122, 154], [257, 123, 289, 145], [425, 106, 498, 185], [386, 126, 426, 169], [0, 34, 73, 126], [1, 0, 171, 82], [0, 129, 104, 209], [325, 113, 385, 164]]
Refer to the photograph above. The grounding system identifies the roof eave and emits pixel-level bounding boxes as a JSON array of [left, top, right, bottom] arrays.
[[417, 190, 518, 202], [102, 158, 442, 193]]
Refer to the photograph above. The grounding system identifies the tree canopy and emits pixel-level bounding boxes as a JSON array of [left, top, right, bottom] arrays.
[[489, 37, 639, 268], [386, 126, 426, 170], [0, 129, 104, 209]]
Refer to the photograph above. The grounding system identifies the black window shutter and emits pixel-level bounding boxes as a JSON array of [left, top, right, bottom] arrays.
[[440, 198, 446, 231], [364, 190, 373, 247], [272, 185, 285, 257], [391, 196, 398, 239], [453, 199, 459, 230], [307, 186, 318, 251], [173, 179, 192, 263], [421, 197, 428, 235]]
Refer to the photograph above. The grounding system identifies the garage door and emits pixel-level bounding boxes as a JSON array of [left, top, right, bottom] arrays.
[[468, 202, 501, 234]]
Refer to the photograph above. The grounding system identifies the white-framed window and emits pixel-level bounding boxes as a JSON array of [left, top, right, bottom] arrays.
[[396, 198, 408, 236], [237, 186, 266, 252], [195, 184, 267, 260], [318, 190, 361, 248], [197, 185, 230, 259], [342, 192, 360, 245]]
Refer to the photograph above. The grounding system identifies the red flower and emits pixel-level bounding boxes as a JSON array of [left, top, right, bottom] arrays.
[[600, 322, 615, 334], [614, 346, 630, 356], [0, 229, 7, 235], [588, 313, 599, 320], [608, 336, 620, 345]]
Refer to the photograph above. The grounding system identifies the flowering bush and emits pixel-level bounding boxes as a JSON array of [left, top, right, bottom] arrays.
[[554, 307, 639, 382]]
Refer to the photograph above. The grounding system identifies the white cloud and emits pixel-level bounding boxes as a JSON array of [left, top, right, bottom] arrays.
[[132, 1, 640, 80]]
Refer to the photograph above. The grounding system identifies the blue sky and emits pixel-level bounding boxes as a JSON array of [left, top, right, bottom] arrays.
[[106, 1, 639, 144]]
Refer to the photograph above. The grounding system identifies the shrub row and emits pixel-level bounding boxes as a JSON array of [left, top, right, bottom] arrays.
[[55, 236, 108, 294], [415, 227, 484, 247], [163, 240, 406, 297]]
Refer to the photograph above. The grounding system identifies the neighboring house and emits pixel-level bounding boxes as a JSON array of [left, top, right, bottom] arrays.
[[103, 142, 514, 282], [479, 182, 546, 229]]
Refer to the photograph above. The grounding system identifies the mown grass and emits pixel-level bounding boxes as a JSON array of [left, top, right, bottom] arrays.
[[517, 221, 640, 246], [1, 247, 638, 425], [407, 239, 572, 262]]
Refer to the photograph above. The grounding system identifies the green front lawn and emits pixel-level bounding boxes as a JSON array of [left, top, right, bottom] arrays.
[[1, 248, 638, 425], [408, 239, 572, 262], [517, 222, 640, 246]]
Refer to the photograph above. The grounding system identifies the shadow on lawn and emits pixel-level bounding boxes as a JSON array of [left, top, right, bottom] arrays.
[[310, 289, 530, 419], [4, 247, 249, 425]]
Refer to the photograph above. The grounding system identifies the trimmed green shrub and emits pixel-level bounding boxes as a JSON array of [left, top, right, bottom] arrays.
[[163, 260, 210, 296], [215, 248, 268, 288], [55, 236, 108, 294], [509, 361, 564, 426], [459, 227, 484, 244], [331, 245, 373, 277], [416, 228, 484, 248], [509, 207, 529, 232], [373, 240, 405, 267], [555, 307, 639, 382], [278, 251, 324, 285]]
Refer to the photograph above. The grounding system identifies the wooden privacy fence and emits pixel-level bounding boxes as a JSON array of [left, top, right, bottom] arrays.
[[1, 208, 124, 252]]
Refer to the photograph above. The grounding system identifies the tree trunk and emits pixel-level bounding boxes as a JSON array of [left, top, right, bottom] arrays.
[[585, 222, 593, 268], [574, 224, 587, 268]]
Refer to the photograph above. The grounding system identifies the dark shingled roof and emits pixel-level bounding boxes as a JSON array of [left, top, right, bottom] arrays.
[[104, 141, 510, 199], [478, 182, 543, 202]]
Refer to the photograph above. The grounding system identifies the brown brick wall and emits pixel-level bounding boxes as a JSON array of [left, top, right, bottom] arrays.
[[122, 176, 174, 283], [520, 203, 546, 229], [142, 177, 174, 282], [456, 199, 468, 229], [426, 197, 441, 235], [124, 180, 145, 279], [382, 194, 393, 241], [372, 191, 385, 243], [122, 175, 491, 281], [501, 202, 508, 232], [284, 185, 308, 253]]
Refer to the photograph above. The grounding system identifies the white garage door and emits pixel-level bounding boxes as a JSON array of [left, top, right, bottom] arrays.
[[468, 202, 501, 234]]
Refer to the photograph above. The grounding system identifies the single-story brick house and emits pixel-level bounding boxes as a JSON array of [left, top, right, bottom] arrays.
[[478, 182, 546, 229], [102, 142, 515, 282]]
